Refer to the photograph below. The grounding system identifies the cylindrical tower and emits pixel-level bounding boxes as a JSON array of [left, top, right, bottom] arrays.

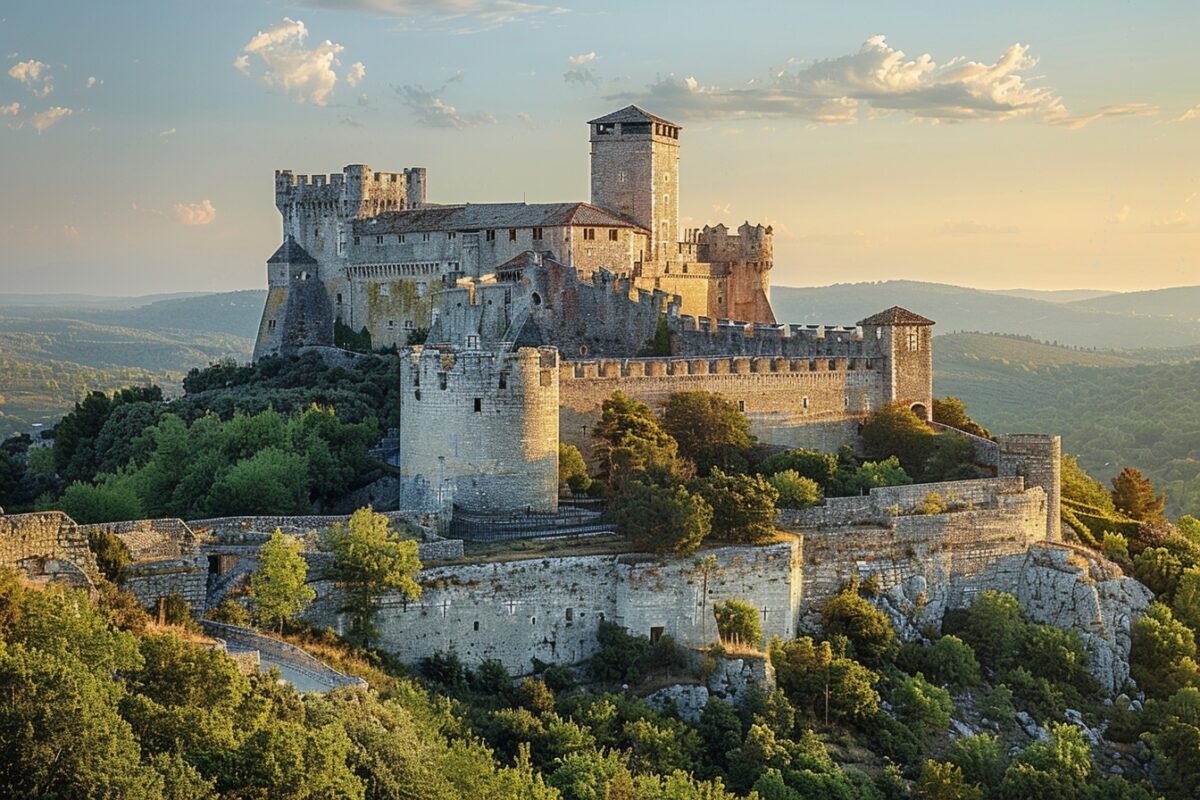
[[399, 346, 560, 515]]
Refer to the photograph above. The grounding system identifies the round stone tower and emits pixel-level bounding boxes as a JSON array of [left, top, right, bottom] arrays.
[[398, 346, 560, 515]]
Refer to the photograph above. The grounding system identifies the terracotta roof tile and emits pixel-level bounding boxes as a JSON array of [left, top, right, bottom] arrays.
[[354, 202, 647, 235], [857, 306, 935, 326]]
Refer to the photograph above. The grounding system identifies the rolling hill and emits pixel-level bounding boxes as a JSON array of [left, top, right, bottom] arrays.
[[0, 292, 259, 438], [769, 280, 1200, 350], [1066, 285, 1200, 321]]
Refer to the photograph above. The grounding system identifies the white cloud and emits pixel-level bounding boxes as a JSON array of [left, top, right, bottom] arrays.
[[159, 127, 176, 136], [611, 36, 1149, 127], [0, 101, 18, 115], [346, 61, 365, 87], [564, 52, 600, 87], [30, 106, 71, 133], [396, 74, 495, 128], [62, 224, 79, 239], [941, 219, 1019, 236], [173, 200, 217, 226], [8, 58, 53, 96], [1106, 204, 1131, 224], [296, 1, 568, 33], [235, 18, 360, 106], [1178, 105, 1200, 122], [85, 76, 98, 89]]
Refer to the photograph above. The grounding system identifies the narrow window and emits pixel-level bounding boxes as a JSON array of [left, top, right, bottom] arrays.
[[650, 626, 664, 644], [737, 400, 746, 412], [565, 608, 574, 622], [608, 229, 618, 241], [376, 235, 384, 245], [532, 227, 543, 240], [508, 228, 517, 241], [531, 616, 537, 626], [438, 372, 447, 390], [908, 331, 919, 351], [448, 231, 457, 240], [473, 621, 480, 632], [467, 334, 479, 349], [413, 372, 420, 387], [398, 234, 406, 243], [336, 293, 343, 304], [422, 232, 430, 242], [486, 229, 496, 241], [387, 320, 395, 329], [353, 235, 361, 245], [267, 319, 276, 331], [498, 374, 507, 389], [802, 396, 810, 409], [583, 228, 595, 241], [473, 397, 482, 412]]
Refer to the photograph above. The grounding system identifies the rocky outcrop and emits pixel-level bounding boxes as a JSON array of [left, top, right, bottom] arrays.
[[707, 654, 776, 706], [644, 684, 710, 723], [872, 543, 1152, 694]]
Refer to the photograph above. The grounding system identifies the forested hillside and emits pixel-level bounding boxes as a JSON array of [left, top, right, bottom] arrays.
[[935, 332, 1200, 517]]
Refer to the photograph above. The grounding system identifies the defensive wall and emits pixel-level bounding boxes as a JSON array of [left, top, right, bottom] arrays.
[[558, 354, 884, 456], [0, 511, 100, 590], [304, 540, 803, 676], [78, 518, 208, 612]]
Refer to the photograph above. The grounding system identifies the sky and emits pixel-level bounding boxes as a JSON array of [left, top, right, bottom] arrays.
[[0, 0, 1197, 295]]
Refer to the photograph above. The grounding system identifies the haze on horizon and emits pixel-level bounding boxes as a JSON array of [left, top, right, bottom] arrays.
[[0, 0, 1196, 296]]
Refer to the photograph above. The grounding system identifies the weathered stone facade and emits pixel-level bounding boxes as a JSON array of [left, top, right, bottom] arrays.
[[254, 105, 775, 359], [0, 511, 100, 589]]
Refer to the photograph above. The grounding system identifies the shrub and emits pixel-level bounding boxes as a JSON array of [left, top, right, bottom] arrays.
[[558, 443, 592, 494], [767, 470, 823, 509], [947, 733, 1006, 790], [713, 599, 763, 649], [695, 468, 779, 544], [915, 760, 983, 800], [609, 479, 712, 554], [892, 673, 953, 737], [921, 635, 982, 688], [819, 586, 897, 667]]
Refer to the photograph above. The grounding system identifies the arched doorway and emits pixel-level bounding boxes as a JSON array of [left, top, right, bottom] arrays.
[[910, 402, 929, 421]]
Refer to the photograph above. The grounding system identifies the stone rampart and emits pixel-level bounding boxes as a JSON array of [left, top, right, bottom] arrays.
[[304, 540, 802, 675], [558, 354, 883, 456], [777, 477, 1027, 528], [0, 511, 101, 588], [203, 620, 367, 691]]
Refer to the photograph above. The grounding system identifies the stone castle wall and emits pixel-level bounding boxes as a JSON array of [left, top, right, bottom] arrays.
[[557, 355, 884, 458], [0, 511, 101, 588], [305, 540, 802, 675]]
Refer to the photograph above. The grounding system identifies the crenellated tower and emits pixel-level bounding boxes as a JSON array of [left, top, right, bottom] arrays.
[[589, 106, 680, 264]]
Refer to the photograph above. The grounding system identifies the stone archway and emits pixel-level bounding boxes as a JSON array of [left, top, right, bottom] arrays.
[[910, 402, 929, 421]]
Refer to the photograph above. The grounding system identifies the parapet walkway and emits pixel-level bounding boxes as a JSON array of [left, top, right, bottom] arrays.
[[202, 620, 366, 693]]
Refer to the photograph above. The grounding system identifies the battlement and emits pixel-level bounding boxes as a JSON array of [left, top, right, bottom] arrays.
[[674, 316, 862, 341], [275, 165, 427, 212], [560, 354, 876, 381], [695, 221, 774, 264]]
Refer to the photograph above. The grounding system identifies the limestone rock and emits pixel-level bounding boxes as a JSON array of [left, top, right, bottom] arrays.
[[644, 684, 709, 724], [707, 654, 775, 706]]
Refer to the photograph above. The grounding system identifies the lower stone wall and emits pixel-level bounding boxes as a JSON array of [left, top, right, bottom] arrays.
[[123, 562, 208, 614], [304, 540, 802, 675]]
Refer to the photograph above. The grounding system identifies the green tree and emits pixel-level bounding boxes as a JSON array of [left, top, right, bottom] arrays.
[[999, 722, 1092, 800], [769, 636, 880, 723], [609, 478, 712, 554], [324, 507, 423, 643], [932, 396, 991, 439], [208, 447, 310, 516], [757, 448, 839, 491], [945, 591, 1026, 672], [86, 527, 132, 583], [1061, 454, 1117, 513], [892, 673, 953, 737], [696, 468, 778, 544], [1134, 546, 1184, 600], [767, 470, 823, 509], [594, 391, 685, 488], [559, 442, 592, 494], [1173, 566, 1200, 633], [1130, 602, 1200, 698], [841, 456, 913, 496], [58, 475, 144, 523], [1111, 467, 1166, 524], [947, 733, 1007, 790], [713, 598, 764, 649], [661, 391, 754, 475], [1146, 687, 1200, 800], [860, 401, 937, 477], [820, 584, 897, 667], [250, 529, 317, 632], [921, 635, 982, 689], [915, 760, 983, 800]]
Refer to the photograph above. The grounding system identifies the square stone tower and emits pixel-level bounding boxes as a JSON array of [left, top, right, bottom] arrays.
[[589, 105, 680, 264]]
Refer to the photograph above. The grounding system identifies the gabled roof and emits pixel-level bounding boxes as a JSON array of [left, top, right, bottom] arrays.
[[355, 202, 648, 235], [858, 307, 935, 326], [587, 104, 679, 128], [267, 237, 318, 265]]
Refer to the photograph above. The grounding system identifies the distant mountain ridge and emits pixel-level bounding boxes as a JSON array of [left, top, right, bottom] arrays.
[[769, 280, 1200, 350]]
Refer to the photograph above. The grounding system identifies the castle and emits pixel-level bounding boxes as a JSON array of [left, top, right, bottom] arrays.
[[254, 105, 941, 522]]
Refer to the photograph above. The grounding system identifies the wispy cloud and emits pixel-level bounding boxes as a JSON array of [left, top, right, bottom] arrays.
[[8, 58, 53, 96], [234, 18, 361, 106], [1053, 103, 1158, 130], [85, 76, 99, 89], [159, 127, 176, 137], [564, 51, 599, 87], [1149, 211, 1194, 232], [173, 200, 217, 226], [396, 73, 495, 128], [0, 101, 18, 116], [1178, 105, 1200, 123], [346, 61, 365, 87], [295, 1, 569, 33], [610, 35, 1151, 128], [30, 106, 71, 133]]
